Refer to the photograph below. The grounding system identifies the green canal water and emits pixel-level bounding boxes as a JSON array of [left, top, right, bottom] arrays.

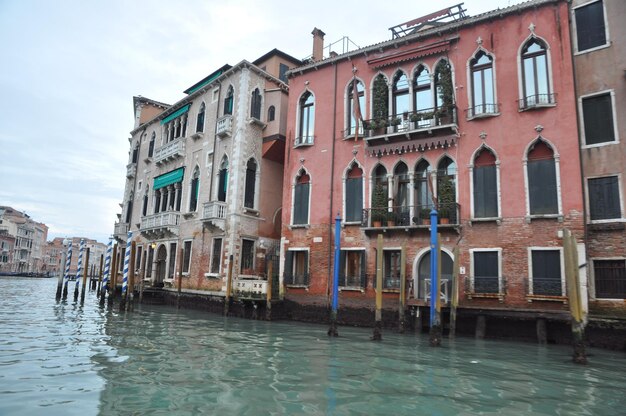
[[1, 276, 625, 415]]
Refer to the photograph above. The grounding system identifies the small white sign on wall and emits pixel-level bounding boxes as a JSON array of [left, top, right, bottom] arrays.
[[313, 237, 323, 243], [459, 266, 466, 275]]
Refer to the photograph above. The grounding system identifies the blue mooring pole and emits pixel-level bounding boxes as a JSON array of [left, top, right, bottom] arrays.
[[328, 214, 341, 336], [429, 208, 442, 346]]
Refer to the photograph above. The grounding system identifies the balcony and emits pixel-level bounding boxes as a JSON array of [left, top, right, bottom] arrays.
[[216, 115, 232, 138], [234, 278, 267, 299], [465, 103, 500, 120], [113, 222, 129, 240], [423, 278, 451, 304], [126, 163, 137, 178], [154, 137, 185, 165], [518, 93, 557, 111], [361, 203, 460, 233], [140, 212, 180, 238], [202, 201, 227, 230], [361, 106, 458, 149], [465, 276, 506, 301]]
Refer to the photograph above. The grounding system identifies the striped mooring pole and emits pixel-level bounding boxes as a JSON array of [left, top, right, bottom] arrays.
[[74, 239, 85, 301], [119, 231, 132, 311], [61, 241, 73, 300], [100, 239, 113, 306]]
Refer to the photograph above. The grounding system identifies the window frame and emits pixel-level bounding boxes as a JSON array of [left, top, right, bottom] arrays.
[[338, 248, 367, 290], [528, 247, 565, 297], [250, 88, 262, 120], [296, 91, 315, 146], [182, 239, 192, 275], [343, 163, 364, 224], [207, 237, 223, 277], [572, 0, 610, 55], [470, 147, 500, 220], [244, 158, 257, 210], [189, 167, 200, 212], [240, 238, 256, 276], [267, 105, 276, 122], [579, 90, 619, 148], [196, 102, 205, 133], [292, 171, 311, 226], [469, 248, 503, 295], [468, 49, 497, 117], [223, 86, 234, 116], [524, 139, 562, 219], [284, 248, 310, 287], [591, 258, 626, 300], [586, 174, 623, 222], [346, 79, 365, 137]]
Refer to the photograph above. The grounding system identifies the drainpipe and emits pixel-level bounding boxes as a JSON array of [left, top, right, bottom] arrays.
[[327, 62, 338, 308]]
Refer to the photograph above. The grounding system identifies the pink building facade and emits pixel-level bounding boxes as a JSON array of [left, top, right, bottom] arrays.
[[281, 0, 585, 332]]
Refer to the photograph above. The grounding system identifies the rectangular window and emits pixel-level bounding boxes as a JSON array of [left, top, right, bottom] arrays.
[[531, 250, 562, 296], [345, 178, 363, 222], [210, 238, 222, 274], [146, 247, 153, 277], [473, 165, 498, 218], [168, 242, 177, 279], [472, 251, 499, 294], [582, 93, 615, 145], [382, 250, 401, 290], [528, 159, 558, 215], [240, 239, 255, 274], [339, 250, 367, 288], [279, 63, 289, 83], [575, 0, 607, 52], [589, 176, 621, 220], [594, 259, 626, 299], [182, 240, 192, 274], [293, 183, 310, 225], [135, 246, 143, 272], [284, 250, 309, 286]]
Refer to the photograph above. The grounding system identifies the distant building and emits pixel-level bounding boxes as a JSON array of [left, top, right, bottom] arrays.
[[570, 0, 626, 303], [114, 49, 300, 296], [0, 206, 48, 273], [47, 237, 107, 277]]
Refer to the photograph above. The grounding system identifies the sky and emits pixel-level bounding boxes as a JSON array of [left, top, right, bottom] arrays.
[[0, 0, 524, 244]]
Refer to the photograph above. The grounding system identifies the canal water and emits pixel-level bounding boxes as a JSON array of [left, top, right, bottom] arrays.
[[1, 277, 624, 416]]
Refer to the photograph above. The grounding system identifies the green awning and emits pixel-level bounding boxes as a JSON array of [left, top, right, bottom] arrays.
[[160, 104, 191, 125], [154, 168, 184, 190]]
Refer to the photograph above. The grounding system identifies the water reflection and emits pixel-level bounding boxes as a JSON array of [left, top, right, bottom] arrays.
[[1, 277, 625, 415]]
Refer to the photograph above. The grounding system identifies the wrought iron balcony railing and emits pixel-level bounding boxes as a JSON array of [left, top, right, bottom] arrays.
[[465, 103, 499, 119], [284, 272, 309, 287], [518, 93, 557, 110], [465, 276, 507, 300], [529, 277, 563, 297], [362, 203, 460, 228]]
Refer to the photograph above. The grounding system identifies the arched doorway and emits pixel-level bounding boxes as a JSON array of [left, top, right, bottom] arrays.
[[155, 244, 167, 285], [415, 249, 454, 302]]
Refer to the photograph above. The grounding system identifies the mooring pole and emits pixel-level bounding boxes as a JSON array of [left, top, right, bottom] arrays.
[[57, 242, 70, 301], [100, 239, 112, 306], [429, 210, 441, 346], [120, 232, 132, 312], [74, 239, 85, 302], [62, 241, 73, 300], [449, 245, 460, 339], [564, 228, 587, 364], [372, 234, 383, 341], [399, 245, 407, 333], [328, 214, 341, 337], [97, 254, 103, 292], [224, 254, 233, 316], [108, 243, 118, 306], [266, 260, 273, 320], [139, 245, 147, 304], [80, 248, 90, 304], [126, 242, 136, 312], [176, 246, 183, 309]]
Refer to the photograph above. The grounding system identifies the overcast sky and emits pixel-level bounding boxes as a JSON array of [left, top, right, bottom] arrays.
[[0, 0, 524, 244]]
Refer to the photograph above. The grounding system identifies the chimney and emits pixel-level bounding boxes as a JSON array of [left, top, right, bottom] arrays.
[[311, 27, 325, 61]]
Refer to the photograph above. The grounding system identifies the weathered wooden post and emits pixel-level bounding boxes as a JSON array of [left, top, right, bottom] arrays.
[[328, 214, 341, 337], [126, 242, 136, 312], [97, 254, 103, 293], [372, 234, 383, 341], [176, 246, 183, 309], [399, 245, 407, 333], [429, 210, 442, 347], [265, 260, 273, 320], [564, 228, 587, 364], [74, 239, 85, 302], [224, 254, 234, 316], [80, 248, 90, 304], [57, 241, 71, 301], [108, 243, 118, 306], [449, 246, 460, 338], [139, 245, 147, 304]]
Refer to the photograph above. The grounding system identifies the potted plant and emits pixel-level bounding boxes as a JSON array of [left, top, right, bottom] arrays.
[[390, 117, 401, 126], [371, 184, 387, 227], [420, 207, 432, 225], [386, 210, 397, 227]]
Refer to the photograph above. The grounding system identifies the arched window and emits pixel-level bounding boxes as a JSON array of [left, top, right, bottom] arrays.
[[131, 143, 139, 164], [345, 164, 363, 222], [521, 38, 550, 107], [125, 193, 133, 224], [142, 186, 149, 217], [244, 159, 257, 209], [223, 86, 234, 116], [371, 165, 388, 225], [413, 66, 431, 113], [415, 160, 433, 216], [372, 74, 389, 121], [196, 102, 205, 133], [218, 157, 229, 202], [148, 132, 155, 158], [293, 171, 310, 225], [527, 140, 558, 215], [154, 188, 161, 214], [347, 80, 365, 136], [189, 167, 200, 212], [267, 105, 275, 122], [250, 88, 262, 120], [473, 148, 498, 218], [392, 72, 410, 116], [393, 162, 410, 225], [437, 157, 457, 222], [470, 51, 495, 115], [298, 92, 315, 145], [434, 60, 453, 112]]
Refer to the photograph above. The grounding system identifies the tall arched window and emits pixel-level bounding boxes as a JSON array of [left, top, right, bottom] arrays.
[[521, 38, 550, 107], [250, 88, 261, 120], [345, 164, 363, 222], [415, 160, 433, 214], [196, 102, 205, 133], [470, 51, 495, 115], [527, 140, 558, 215], [267, 105, 275, 122], [224, 86, 234, 115], [131, 143, 139, 164], [473, 148, 498, 218], [298, 92, 315, 145], [154, 188, 161, 214], [371, 164, 388, 225], [437, 156, 457, 221], [218, 157, 229, 202], [392, 72, 410, 116], [142, 186, 149, 217], [393, 162, 410, 224], [413, 66, 431, 113], [189, 167, 200, 212], [293, 171, 310, 225], [125, 193, 134, 224], [148, 132, 155, 158], [347, 80, 365, 136], [244, 158, 257, 209]]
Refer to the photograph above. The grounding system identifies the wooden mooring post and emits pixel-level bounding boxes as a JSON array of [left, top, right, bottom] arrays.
[[125, 242, 136, 312], [372, 234, 383, 341], [224, 255, 234, 316], [449, 246, 460, 339], [80, 248, 90, 305], [96, 254, 103, 293], [139, 246, 147, 304], [176, 246, 183, 310], [398, 245, 407, 333], [108, 244, 118, 306], [563, 228, 587, 364], [265, 260, 273, 320]]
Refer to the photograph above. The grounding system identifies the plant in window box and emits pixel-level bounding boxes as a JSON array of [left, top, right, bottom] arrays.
[[420, 208, 432, 225], [437, 176, 455, 224], [390, 117, 401, 126], [371, 184, 387, 227], [386, 210, 398, 227]]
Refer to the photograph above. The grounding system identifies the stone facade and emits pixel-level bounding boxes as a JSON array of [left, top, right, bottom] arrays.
[[0, 206, 48, 274]]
